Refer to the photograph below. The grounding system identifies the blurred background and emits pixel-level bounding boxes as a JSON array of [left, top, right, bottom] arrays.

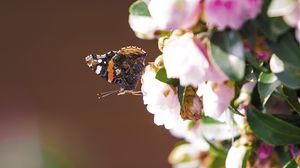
[[0, 0, 177, 167]]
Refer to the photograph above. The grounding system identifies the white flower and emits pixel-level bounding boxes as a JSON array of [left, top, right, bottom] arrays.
[[170, 120, 210, 151], [170, 116, 240, 150], [226, 144, 249, 168], [201, 110, 240, 141], [148, 0, 202, 30], [142, 65, 183, 129], [163, 32, 210, 87], [168, 144, 201, 168], [128, 14, 158, 39], [197, 82, 235, 120]]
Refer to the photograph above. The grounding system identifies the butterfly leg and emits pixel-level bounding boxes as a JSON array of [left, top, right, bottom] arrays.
[[130, 91, 143, 96], [117, 90, 142, 96]]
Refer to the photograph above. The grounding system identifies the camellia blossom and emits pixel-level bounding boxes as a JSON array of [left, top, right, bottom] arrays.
[[205, 0, 263, 30], [163, 31, 226, 87], [197, 82, 235, 119], [141, 65, 183, 129], [128, 14, 158, 39], [148, 0, 202, 30], [163, 32, 209, 86]]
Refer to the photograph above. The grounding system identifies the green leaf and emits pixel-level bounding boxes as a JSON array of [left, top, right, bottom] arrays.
[[270, 54, 300, 89], [270, 34, 300, 68], [203, 137, 226, 168], [240, 21, 257, 48], [247, 106, 300, 145], [258, 72, 278, 84], [255, 16, 290, 41], [245, 52, 269, 73], [210, 155, 226, 168], [129, 0, 150, 16], [255, 0, 290, 42], [229, 105, 245, 117], [242, 147, 252, 168], [275, 146, 292, 166], [250, 84, 264, 110], [203, 137, 227, 157], [282, 87, 300, 115], [201, 116, 224, 124], [210, 31, 245, 81], [178, 86, 186, 111], [155, 67, 179, 87], [258, 72, 281, 105], [283, 159, 298, 168], [273, 114, 300, 127]]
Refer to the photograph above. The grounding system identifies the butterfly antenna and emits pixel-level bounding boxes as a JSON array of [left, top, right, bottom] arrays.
[[97, 90, 120, 99]]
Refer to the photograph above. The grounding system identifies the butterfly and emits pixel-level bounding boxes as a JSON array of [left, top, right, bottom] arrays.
[[85, 46, 147, 98]]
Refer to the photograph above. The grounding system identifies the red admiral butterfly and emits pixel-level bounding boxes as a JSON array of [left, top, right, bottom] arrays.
[[85, 46, 147, 97]]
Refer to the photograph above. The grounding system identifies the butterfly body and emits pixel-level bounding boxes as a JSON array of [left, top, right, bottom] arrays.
[[85, 46, 147, 92]]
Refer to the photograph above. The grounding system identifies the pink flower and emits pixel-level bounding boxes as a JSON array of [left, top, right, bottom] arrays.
[[243, 0, 264, 19], [205, 0, 263, 30], [148, 0, 202, 30], [163, 31, 226, 87], [256, 144, 273, 161], [197, 82, 235, 119], [163, 32, 209, 86]]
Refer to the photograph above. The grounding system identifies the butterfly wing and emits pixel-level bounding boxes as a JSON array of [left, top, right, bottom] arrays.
[[111, 46, 147, 90], [85, 46, 147, 91], [85, 51, 116, 81]]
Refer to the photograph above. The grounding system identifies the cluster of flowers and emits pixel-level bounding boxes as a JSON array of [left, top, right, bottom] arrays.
[[129, 0, 300, 167]]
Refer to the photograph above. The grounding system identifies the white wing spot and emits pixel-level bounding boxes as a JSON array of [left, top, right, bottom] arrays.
[[98, 59, 102, 63], [96, 65, 102, 74]]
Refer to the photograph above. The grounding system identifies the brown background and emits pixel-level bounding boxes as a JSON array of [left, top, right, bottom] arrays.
[[0, 0, 177, 168]]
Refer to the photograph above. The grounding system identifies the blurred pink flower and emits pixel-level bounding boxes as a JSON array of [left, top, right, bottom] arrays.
[[141, 65, 183, 129], [205, 0, 263, 30], [197, 82, 235, 119], [256, 144, 273, 161], [163, 32, 226, 87], [288, 144, 300, 158], [243, 0, 264, 19], [148, 0, 202, 30]]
